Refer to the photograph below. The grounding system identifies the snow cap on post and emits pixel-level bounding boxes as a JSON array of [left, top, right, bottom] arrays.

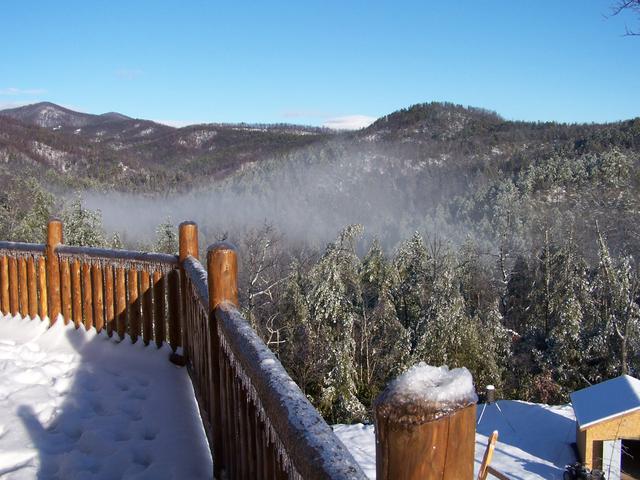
[[207, 241, 238, 310], [374, 363, 478, 480], [375, 363, 478, 425]]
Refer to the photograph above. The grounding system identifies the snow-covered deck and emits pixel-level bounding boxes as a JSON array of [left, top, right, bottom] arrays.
[[334, 399, 578, 480], [0, 314, 212, 479], [0, 311, 580, 480]]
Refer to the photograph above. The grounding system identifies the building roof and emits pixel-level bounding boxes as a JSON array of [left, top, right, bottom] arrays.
[[570, 375, 640, 430]]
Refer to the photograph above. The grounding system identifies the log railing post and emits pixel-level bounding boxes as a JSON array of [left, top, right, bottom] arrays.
[[207, 241, 238, 479], [178, 221, 198, 361], [374, 364, 478, 480], [46, 219, 63, 323]]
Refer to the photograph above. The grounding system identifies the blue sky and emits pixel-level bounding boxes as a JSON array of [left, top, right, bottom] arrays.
[[0, 1, 638, 128]]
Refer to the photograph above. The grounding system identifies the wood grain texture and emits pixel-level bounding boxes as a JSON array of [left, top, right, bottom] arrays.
[[92, 265, 104, 332], [375, 403, 476, 480], [26, 257, 38, 318], [60, 258, 72, 323], [71, 260, 82, 328]]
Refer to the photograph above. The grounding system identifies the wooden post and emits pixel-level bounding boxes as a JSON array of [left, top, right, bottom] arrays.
[[178, 221, 198, 360], [27, 257, 38, 319], [207, 241, 239, 479], [60, 258, 72, 324], [179, 221, 199, 261], [37, 256, 47, 319], [208, 242, 238, 309], [374, 366, 478, 480], [46, 219, 63, 322]]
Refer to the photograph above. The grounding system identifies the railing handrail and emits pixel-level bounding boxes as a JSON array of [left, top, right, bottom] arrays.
[[182, 254, 367, 479], [0, 240, 46, 255], [216, 303, 368, 480], [56, 244, 178, 269]]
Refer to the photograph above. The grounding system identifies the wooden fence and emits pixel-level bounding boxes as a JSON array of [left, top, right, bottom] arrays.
[[0, 219, 479, 479]]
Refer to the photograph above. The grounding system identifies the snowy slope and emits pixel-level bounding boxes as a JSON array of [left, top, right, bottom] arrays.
[[0, 314, 212, 479], [334, 400, 578, 480]]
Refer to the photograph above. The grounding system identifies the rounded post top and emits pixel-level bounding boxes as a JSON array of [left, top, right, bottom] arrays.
[[178, 221, 199, 261], [206, 241, 238, 309], [207, 241, 237, 254], [47, 218, 63, 244]]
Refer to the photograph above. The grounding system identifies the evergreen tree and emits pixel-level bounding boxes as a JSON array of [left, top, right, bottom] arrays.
[[61, 197, 105, 247], [309, 225, 366, 423], [154, 218, 178, 254]]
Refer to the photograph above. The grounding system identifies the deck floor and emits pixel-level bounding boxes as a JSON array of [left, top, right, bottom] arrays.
[[0, 314, 212, 479]]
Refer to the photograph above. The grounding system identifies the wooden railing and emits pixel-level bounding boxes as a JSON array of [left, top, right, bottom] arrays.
[[0, 219, 368, 480], [0, 219, 480, 479]]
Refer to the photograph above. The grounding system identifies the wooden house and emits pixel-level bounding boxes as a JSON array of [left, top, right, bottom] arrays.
[[571, 375, 640, 480]]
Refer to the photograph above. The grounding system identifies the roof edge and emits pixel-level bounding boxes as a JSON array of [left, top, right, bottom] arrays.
[[578, 405, 640, 431]]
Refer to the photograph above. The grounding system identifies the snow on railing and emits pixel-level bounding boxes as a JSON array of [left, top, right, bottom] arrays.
[[0, 240, 47, 318], [179, 222, 367, 480], [0, 219, 184, 351]]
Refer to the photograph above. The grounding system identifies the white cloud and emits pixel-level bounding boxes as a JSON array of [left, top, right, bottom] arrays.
[[0, 101, 33, 111], [323, 115, 377, 131], [0, 87, 46, 96], [154, 119, 198, 128]]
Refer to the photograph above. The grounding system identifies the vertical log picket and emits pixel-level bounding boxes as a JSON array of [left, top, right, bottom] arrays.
[[82, 262, 93, 330], [37, 256, 47, 319], [8, 257, 18, 316], [92, 265, 104, 332], [105, 266, 115, 337], [60, 258, 72, 323], [153, 270, 165, 348], [18, 257, 28, 317], [0, 255, 9, 314], [140, 270, 152, 345], [116, 266, 127, 339], [27, 257, 38, 319], [71, 259, 82, 328], [167, 269, 180, 351], [46, 219, 63, 323], [207, 241, 238, 479], [128, 269, 140, 343]]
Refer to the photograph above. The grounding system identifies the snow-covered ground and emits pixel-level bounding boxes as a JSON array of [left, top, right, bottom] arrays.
[[0, 314, 212, 479], [334, 399, 578, 480]]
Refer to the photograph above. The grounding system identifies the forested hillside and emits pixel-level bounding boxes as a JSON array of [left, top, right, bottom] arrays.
[[2, 101, 640, 423]]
